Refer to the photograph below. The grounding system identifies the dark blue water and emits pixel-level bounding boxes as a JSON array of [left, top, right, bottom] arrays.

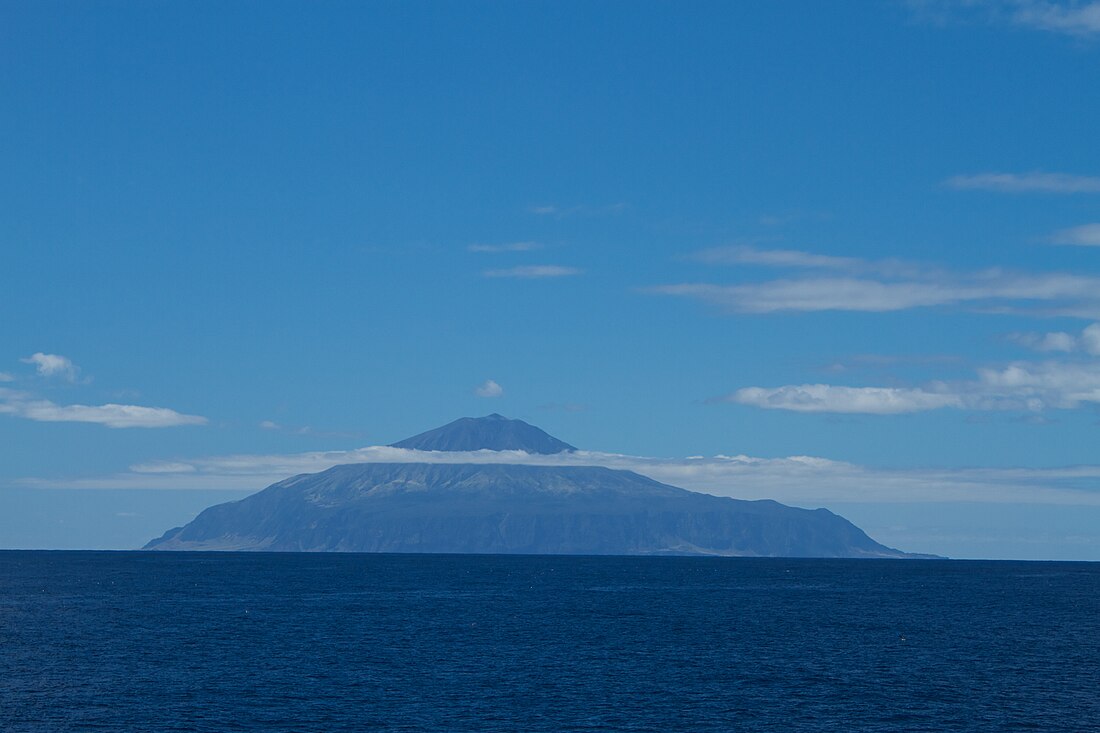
[[2, 552, 1099, 732]]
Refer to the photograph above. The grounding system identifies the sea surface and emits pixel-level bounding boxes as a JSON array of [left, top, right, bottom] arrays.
[[2, 552, 1099, 732]]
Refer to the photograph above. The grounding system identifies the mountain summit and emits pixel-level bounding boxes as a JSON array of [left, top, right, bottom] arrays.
[[390, 414, 576, 454]]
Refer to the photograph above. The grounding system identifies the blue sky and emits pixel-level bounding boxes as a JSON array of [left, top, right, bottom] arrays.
[[4, 1, 1100, 558]]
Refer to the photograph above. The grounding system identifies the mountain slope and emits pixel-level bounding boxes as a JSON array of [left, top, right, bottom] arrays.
[[145, 463, 917, 557]]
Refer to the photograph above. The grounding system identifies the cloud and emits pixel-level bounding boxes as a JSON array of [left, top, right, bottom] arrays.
[[652, 247, 1100, 315], [1008, 322, 1100, 354], [1010, 0, 1100, 36], [259, 420, 280, 430], [945, 172, 1100, 194], [721, 322, 1100, 415], [129, 462, 198, 474], [1050, 223, 1100, 246], [727, 356, 1100, 416], [972, 360, 1100, 409], [527, 203, 627, 217], [1008, 330, 1078, 352], [21, 443, 1100, 506], [691, 245, 864, 271], [1082, 323, 1100, 354], [0, 372, 13, 382], [730, 385, 963, 414], [651, 279, 954, 313], [911, 2, 1100, 37], [0, 388, 206, 428], [468, 242, 542, 253], [474, 379, 504, 398], [483, 265, 583, 278], [21, 353, 82, 382]]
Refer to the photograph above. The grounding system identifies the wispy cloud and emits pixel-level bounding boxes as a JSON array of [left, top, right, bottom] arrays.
[[691, 245, 863, 270], [259, 420, 280, 430], [0, 372, 13, 382], [1008, 323, 1100, 354], [21, 353, 83, 383], [468, 241, 543, 253], [0, 387, 206, 429], [129, 462, 198, 474], [726, 324, 1100, 415], [483, 265, 583, 279], [1008, 330, 1078, 352], [527, 203, 628, 218], [730, 385, 962, 414], [911, 1, 1100, 38], [1011, 0, 1100, 36], [474, 379, 504, 398], [651, 273, 1100, 314], [945, 172, 1100, 194], [1050, 223, 1100, 246], [21, 444, 1100, 506], [652, 246, 1100, 316]]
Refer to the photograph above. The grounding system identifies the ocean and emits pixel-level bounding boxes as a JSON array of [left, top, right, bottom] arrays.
[[2, 551, 1098, 732]]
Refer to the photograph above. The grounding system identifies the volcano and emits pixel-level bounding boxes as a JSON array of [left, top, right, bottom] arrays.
[[145, 415, 923, 557]]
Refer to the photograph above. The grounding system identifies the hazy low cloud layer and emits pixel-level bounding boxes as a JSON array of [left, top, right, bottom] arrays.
[[19, 444, 1100, 506]]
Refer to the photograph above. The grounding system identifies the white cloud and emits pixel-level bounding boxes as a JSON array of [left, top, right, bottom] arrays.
[[719, 322, 1100, 415], [468, 242, 542, 253], [727, 353, 1100, 415], [730, 385, 962, 414], [20, 401, 207, 428], [483, 265, 583, 278], [0, 388, 206, 429], [652, 247, 1100, 315], [1011, 0, 1100, 36], [651, 279, 958, 313], [1081, 324, 1100, 354], [1050, 223, 1100, 246], [526, 203, 627, 217], [911, 1, 1100, 37], [973, 360, 1100, 409], [692, 245, 864, 271], [20, 443, 1100, 506], [259, 420, 280, 430], [21, 353, 82, 382], [945, 172, 1100, 194], [474, 379, 504, 398], [1008, 323, 1100, 355], [1008, 330, 1078, 352], [0, 372, 13, 382], [129, 462, 198, 474]]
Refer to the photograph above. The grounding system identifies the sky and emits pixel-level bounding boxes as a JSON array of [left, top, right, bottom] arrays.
[[3, 0, 1100, 559]]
